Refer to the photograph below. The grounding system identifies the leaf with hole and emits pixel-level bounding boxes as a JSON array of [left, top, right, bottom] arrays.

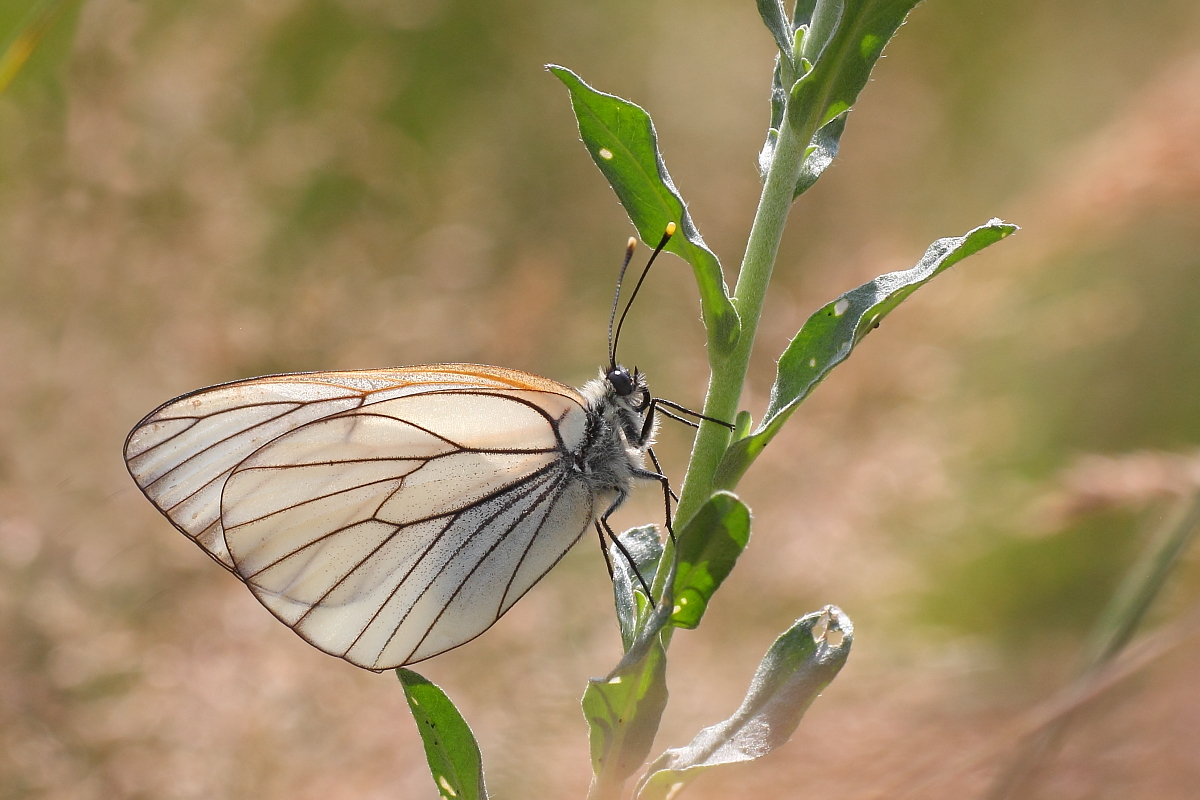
[[635, 607, 853, 800]]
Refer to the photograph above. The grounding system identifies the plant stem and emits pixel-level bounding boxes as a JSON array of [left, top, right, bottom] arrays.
[[586, 772, 622, 800], [673, 110, 811, 527]]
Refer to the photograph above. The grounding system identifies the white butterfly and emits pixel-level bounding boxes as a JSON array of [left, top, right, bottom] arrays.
[[124, 227, 703, 671]]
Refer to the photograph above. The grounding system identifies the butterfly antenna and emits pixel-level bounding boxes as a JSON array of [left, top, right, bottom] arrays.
[[611, 222, 676, 367], [608, 238, 638, 369]]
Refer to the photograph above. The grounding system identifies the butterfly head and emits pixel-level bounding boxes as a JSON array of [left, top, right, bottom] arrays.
[[606, 364, 649, 408], [585, 363, 652, 451]]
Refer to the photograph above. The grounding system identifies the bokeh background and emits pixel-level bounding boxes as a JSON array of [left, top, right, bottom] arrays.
[[3, 0, 1200, 797]]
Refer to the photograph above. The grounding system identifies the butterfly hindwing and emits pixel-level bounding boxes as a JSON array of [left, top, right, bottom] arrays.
[[124, 365, 599, 668]]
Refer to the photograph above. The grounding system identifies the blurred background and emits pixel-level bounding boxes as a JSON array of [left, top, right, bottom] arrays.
[[2, 0, 1200, 797]]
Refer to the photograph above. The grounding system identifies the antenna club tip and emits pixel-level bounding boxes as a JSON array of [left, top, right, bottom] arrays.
[[665, 221, 677, 236], [627, 237, 637, 250]]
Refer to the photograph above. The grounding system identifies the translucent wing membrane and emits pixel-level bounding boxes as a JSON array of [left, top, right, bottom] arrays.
[[124, 365, 597, 669]]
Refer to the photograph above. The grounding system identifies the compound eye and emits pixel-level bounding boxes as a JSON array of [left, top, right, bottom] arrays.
[[606, 367, 635, 397]]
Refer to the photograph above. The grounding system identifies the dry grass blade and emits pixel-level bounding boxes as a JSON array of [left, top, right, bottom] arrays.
[[865, 598, 1200, 800]]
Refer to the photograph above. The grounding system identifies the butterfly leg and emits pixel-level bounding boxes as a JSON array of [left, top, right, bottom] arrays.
[[630, 465, 676, 544], [599, 494, 655, 601], [650, 397, 735, 430], [647, 446, 679, 502], [595, 520, 615, 579]]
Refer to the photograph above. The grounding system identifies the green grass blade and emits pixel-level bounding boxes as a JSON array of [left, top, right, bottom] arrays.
[[548, 65, 740, 353], [715, 219, 1016, 488], [398, 668, 489, 800], [635, 607, 853, 800]]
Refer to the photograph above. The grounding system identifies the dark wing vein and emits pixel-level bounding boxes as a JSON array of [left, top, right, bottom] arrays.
[[226, 474, 417, 532], [143, 399, 364, 491], [164, 466, 235, 515], [402, 471, 574, 660], [283, 459, 566, 633], [131, 400, 306, 460], [499, 478, 594, 615]]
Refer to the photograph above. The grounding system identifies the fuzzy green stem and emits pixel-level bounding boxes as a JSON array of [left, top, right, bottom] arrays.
[[673, 111, 812, 527], [586, 772, 622, 800]]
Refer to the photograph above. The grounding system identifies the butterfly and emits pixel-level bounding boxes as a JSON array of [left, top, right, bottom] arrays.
[[124, 224, 718, 670]]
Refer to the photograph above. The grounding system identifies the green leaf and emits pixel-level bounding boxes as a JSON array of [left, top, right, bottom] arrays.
[[756, 0, 794, 62], [792, 0, 819, 27], [758, 1, 870, 195], [731, 410, 753, 441], [670, 492, 751, 630], [792, 112, 846, 198], [635, 607, 853, 800], [716, 219, 1017, 488], [586, 550, 678, 794], [788, 0, 921, 137], [801, 0, 846, 67], [612, 524, 664, 652], [765, 0, 920, 198], [548, 65, 740, 353], [583, 636, 670, 792], [398, 669, 489, 800], [756, 58, 787, 179]]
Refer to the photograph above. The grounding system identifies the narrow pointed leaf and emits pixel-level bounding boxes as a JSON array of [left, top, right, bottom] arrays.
[[398, 669, 489, 800], [766, 0, 919, 200], [671, 492, 751, 630], [716, 219, 1017, 488], [757, 57, 788, 179], [793, 112, 847, 198], [549, 65, 740, 352], [636, 607, 853, 800], [756, 0, 794, 61], [612, 524, 664, 652]]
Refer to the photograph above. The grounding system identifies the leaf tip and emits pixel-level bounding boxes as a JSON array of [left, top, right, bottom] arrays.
[[987, 217, 1020, 236], [808, 605, 853, 660]]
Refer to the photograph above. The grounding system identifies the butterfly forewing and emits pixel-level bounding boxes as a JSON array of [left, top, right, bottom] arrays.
[[124, 365, 599, 669]]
